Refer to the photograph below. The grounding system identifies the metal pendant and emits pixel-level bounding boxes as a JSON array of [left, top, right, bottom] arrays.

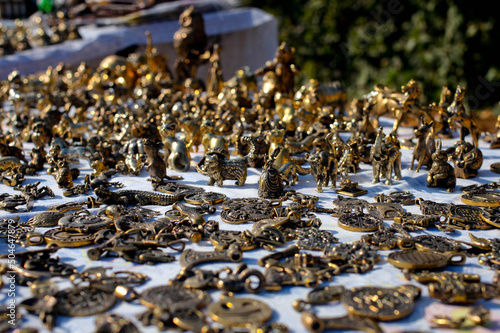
[[155, 181, 204, 196], [367, 202, 405, 220], [416, 198, 451, 216], [447, 205, 491, 230], [54, 286, 116, 316], [301, 312, 382, 333], [331, 195, 368, 216], [43, 228, 96, 248], [296, 227, 338, 251], [208, 296, 272, 327], [184, 191, 227, 205], [480, 207, 500, 228], [374, 191, 415, 205], [209, 230, 258, 251], [338, 211, 383, 232], [221, 198, 274, 224], [179, 245, 243, 269], [461, 191, 500, 207], [388, 250, 466, 270], [341, 285, 421, 321], [490, 162, 500, 174], [293, 285, 345, 312], [58, 211, 113, 233], [134, 285, 210, 310], [398, 234, 462, 252]]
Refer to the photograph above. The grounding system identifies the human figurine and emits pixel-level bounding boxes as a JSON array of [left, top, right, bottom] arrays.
[[255, 42, 300, 98], [445, 140, 483, 179], [370, 128, 402, 185], [206, 43, 223, 99], [427, 139, 456, 192]]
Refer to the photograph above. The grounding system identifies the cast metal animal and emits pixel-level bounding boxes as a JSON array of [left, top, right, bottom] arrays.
[[427, 140, 456, 192], [306, 150, 336, 193], [159, 123, 190, 172], [410, 120, 436, 172], [447, 86, 481, 148]]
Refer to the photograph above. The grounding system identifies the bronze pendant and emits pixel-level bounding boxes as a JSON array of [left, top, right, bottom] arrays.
[[388, 250, 465, 270], [208, 296, 272, 327], [367, 202, 405, 220], [341, 285, 421, 321], [184, 191, 227, 205], [338, 211, 383, 232]]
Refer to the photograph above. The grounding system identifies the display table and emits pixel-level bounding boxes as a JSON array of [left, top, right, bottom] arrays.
[[0, 6, 278, 80], [1, 118, 500, 333]]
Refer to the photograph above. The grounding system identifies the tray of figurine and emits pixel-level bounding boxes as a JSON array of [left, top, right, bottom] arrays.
[[0, 6, 499, 333]]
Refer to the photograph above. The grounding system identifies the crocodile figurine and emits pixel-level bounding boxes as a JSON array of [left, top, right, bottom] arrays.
[[94, 187, 183, 206]]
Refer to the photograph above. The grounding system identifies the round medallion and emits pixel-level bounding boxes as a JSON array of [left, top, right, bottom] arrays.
[[54, 287, 116, 316], [139, 285, 210, 310], [208, 297, 272, 327], [341, 285, 421, 321]]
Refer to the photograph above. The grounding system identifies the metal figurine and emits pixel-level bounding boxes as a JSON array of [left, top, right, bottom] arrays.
[[427, 139, 456, 192], [447, 85, 481, 148], [159, 122, 191, 172], [434, 86, 453, 139], [259, 147, 287, 199], [200, 120, 230, 159], [255, 41, 300, 98], [445, 140, 483, 179], [370, 127, 402, 185], [173, 5, 209, 83], [142, 138, 182, 189], [306, 150, 336, 192], [410, 120, 435, 172]]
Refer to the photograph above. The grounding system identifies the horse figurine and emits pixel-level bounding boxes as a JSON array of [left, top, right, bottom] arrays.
[[390, 79, 434, 133], [447, 86, 481, 148]]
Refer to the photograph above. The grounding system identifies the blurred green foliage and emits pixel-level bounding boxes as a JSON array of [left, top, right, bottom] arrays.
[[244, 0, 499, 109]]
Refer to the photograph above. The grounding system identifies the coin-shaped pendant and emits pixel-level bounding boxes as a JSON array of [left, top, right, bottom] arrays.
[[208, 297, 272, 327], [341, 285, 421, 321]]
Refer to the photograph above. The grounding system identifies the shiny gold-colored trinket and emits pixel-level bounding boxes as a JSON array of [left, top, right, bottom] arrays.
[[331, 195, 368, 216], [220, 198, 275, 224], [208, 296, 272, 327], [480, 207, 500, 228], [387, 250, 466, 270], [490, 162, 500, 174], [367, 202, 405, 220], [338, 211, 383, 232], [335, 179, 367, 197], [209, 230, 258, 251], [340, 285, 421, 321], [184, 191, 227, 205], [461, 192, 500, 207], [43, 228, 96, 248], [447, 205, 491, 229], [54, 286, 116, 316], [398, 234, 462, 252], [115, 284, 210, 310]]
